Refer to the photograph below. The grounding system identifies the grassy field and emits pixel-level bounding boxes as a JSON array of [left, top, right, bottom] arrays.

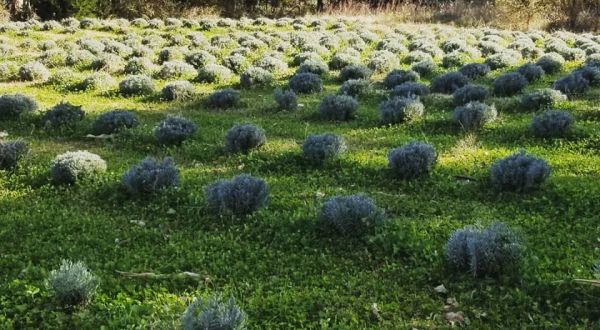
[[1, 18, 600, 329]]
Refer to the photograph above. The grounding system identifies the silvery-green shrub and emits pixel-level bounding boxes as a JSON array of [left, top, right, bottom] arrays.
[[535, 52, 565, 74], [289, 72, 323, 94], [453, 101, 497, 131], [339, 64, 372, 82], [520, 88, 567, 111], [50, 151, 107, 184], [240, 67, 273, 89], [182, 295, 246, 330], [0, 139, 28, 171], [47, 260, 99, 308], [339, 79, 371, 98], [383, 69, 420, 89], [206, 88, 241, 109], [517, 63, 545, 82], [431, 72, 468, 94], [390, 82, 430, 98], [119, 75, 155, 96], [459, 63, 490, 79], [162, 81, 196, 101], [379, 97, 424, 125], [274, 89, 298, 111], [42, 102, 85, 128], [19, 61, 50, 82], [492, 72, 528, 97], [196, 64, 233, 83], [452, 84, 489, 106]]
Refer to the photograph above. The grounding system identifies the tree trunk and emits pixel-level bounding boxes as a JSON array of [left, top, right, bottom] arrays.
[[317, 0, 325, 11]]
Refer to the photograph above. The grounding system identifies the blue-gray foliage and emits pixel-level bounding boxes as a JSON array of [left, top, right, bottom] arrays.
[[383, 69, 419, 89], [573, 65, 600, 86], [445, 222, 523, 277], [224, 123, 266, 154], [92, 110, 138, 134], [288, 72, 323, 94], [387, 141, 437, 179], [339, 79, 371, 98], [520, 88, 567, 111], [318, 95, 359, 121], [535, 52, 565, 74], [317, 194, 385, 236], [530, 110, 574, 138], [459, 63, 491, 79], [47, 260, 99, 308], [453, 101, 497, 131], [390, 82, 430, 98], [206, 88, 241, 109], [0, 139, 28, 171], [204, 174, 269, 216], [297, 59, 329, 76], [492, 72, 528, 96], [379, 97, 424, 125], [516, 63, 545, 82], [182, 296, 246, 330], [339, 64, 373, 82], [42, 102, 85, 127], [490, 151, 551, 192], [452, 84, 489, 106], [0, 93, 38, 120], [552, 73, 590, 98], [122, 157, 179, 195], [154, 115, 198, 146], [302, 133, 347, 165], [431, 72, 468, 94], [274, 89, 298, 111]]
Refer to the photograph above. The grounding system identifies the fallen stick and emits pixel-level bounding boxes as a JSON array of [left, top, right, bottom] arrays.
[[116, 270, 205, 280], [574, 279, 600, 287]]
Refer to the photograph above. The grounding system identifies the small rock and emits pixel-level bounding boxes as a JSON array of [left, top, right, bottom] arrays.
[[434, 284, 448, 294], [444, 311, 464, 326], [130, 220, 145, 226], [166, 208, 176, 215]]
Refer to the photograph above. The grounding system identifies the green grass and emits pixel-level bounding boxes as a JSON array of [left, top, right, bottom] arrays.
[[1, 22, 600, 329]]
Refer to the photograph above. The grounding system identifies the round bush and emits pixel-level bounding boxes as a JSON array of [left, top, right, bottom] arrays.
[[185, 50, 216, 69], [162, 81, 196, 101], [492, 72, 528, 97], [339, 64, 372, 82], [157, 61, 197, 80], [453, 101, 497, 131], [367, 50, 400, 73], [317, 194, 385, 236], [122, 157, 179, 195], [431, 72, 468, 94], [204, 174, 269, 216], [42, 102, 85, 128], [520, 88, 567, 111], [573, 65, 600, 87], [181, 296, 246, 330], [0, 139, 28, 171], [530, 110, 574, 138], [452, 84, 489, 106], [0, 61, 18, 82], [329, 52, 361, 70], [445, 222, 523, 277], [297, 59, 329, 76], [254, 55, 288, 74], [119, 75, 155, 96], [222, 53, 249, 74], [196, 64, 233, 83], [240, 66, 273, 89], [124, 57, 155, 75], [92, 110, 138, 135], [50, 150, 107, 185], [390, 82, 430, 98], [485, 51, 521, 70], [206, 88, 241, 109], [224, 123, 266, 154], [154, 115, 198, 146], [535, 52, 565, 74], [339, 79, 370, 98], [80, 72, 116, 91], [302, 133, 347, 165], [552, 73, 590, 98], [0, 93, 38, 120], [379, 97, 424, 125], [274, 89, 298, 111], [47, 260, 99, 308], [289, 72, 323, 94], [516, 63, 545, 82], [383, 69, 419, 89], [318, 95, 359, 121], [387, 141, 437, 179], [411, 59, 436, 76], [19, 61, 50, 82], [490, 151, 550, 192]]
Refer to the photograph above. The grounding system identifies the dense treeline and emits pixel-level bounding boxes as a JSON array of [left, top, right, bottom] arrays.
[[4, 0, 600, 31]]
